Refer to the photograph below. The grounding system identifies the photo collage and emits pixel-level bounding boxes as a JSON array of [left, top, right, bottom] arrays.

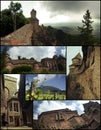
[[0, 1, 100, 130]]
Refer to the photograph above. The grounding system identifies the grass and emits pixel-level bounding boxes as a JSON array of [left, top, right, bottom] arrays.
[[26, 93, 66, 100]]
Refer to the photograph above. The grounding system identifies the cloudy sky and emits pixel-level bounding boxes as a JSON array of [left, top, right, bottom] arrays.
[[33, 100, 100, 119], [1, 1, 100, 25], [26, 74, 66, 90], [67, 46, 83, 75], [6, 46, 66, 61], [4, 74, 20, 90]]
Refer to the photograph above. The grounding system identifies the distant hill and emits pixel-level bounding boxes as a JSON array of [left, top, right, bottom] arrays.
[[1, 23, 99, 46], [55, 26, 80, 35], [55, 24, 100, 45], [36, 86, 64, 93]]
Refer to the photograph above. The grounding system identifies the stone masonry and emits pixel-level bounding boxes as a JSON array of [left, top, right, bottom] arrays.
[[5, 54, 66, 73], [33, 101, 100, 129], [67, 46, 100, 99]]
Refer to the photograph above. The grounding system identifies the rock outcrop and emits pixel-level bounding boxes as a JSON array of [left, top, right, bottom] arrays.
[[67, 46, 100, 99]]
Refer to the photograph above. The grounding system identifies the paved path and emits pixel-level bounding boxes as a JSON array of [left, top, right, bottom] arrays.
[[1, 126, 33, 130]]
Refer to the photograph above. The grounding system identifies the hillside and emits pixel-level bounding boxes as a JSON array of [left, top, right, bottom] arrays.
[[36, 85, 64, 93]]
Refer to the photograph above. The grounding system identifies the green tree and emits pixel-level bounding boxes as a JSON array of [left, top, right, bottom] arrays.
[[25, 77, 46, 100], [18, 56, 21, 60], [0, 2, 29, 37], [0, 9, 14, 36], [0, 47, 7, 73], [9, 1, 22, 31], [78, 10, 94, 45]]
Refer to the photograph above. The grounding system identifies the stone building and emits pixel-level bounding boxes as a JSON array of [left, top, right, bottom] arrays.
[[1, 9, 40, 45], [33, 108, 85, 129], [0, 75, 18, 125], [0, 75, 7, 126], [33, 101, 100, 129], [1, 9, 66, 45], [67, 46, 100, 99], [81, 101, 101, 129], [0, 74, 33, 128], [31, 9, 39, 32], [0, 75, 20, 126], [69, 53, 82, 74], [4, 75, 17, 99], [4, 53, 66, 73], [41, 58, 58, 71], [7, 97, 23, 126]]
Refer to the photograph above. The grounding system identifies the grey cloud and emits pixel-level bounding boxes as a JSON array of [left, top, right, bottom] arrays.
[[40, 1, 100, 20], [55, 46, 66, 57], [7, 46, 65, 61]]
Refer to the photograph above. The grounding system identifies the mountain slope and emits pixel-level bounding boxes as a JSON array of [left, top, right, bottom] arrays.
[[36, 86, 62, 93]]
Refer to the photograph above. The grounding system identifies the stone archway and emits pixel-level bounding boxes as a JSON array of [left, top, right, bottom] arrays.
[[4, 87, 10, 101]]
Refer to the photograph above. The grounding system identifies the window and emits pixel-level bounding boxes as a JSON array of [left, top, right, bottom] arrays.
[[9, 103, 12, 111], [59, 113, 64, 120], [70, 118, 78, 126], [14, 103, 18, 112], [56, 112, 64, 121], [9, 116, 13, 122]]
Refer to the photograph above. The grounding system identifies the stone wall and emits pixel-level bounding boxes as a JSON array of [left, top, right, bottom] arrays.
[[7, 98, 22, 126], [4, 75, 17, 99], [0, 75, 7, 125], [33, 109, 85, 129], [33, 102, 100, 129], [67, 46, 100, 99], [5, 54, 66, 73]]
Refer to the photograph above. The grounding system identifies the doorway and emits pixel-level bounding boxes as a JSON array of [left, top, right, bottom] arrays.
[[14, 116, 19, 126]]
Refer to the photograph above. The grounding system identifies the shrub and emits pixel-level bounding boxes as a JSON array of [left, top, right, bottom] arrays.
[[11, 65, 33, 73], [40, 69, 49, 74], [1, 69, 10, 74], [58, 63, 64, 71]]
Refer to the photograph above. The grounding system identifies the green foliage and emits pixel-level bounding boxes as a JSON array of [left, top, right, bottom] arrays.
[[1, 69, 10, 74], [46, 26, 69, 45], [25, 77, 66, 100], [58, 63, 64, 71], [78, 10, 95, 45], [0, 47, 7, 73], [21, 57, 27, 60], [11, 65, 33, 73], [9, 1, 22, 31], [18, 56, 21, 60], [0, 2, 30, 37], [18, 56, 28, 60], [40, 69, 49, 74], [9, 1, 22, 13], [46, 26, 82, 45], [0, 9, 13, 36]]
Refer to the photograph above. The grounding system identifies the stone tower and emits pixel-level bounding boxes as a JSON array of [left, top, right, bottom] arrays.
[[69, 53, 82, 74], [4, 75, 17, 99], [30, 9, 39, 26], [67, 46, 100, 99]]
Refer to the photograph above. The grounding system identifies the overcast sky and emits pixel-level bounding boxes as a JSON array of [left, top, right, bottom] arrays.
[[26, 74, 66, 91], [1, 1, 100, 25], [7, 46, 66, 61], [33, 100, 100, 119], [67, 46, 83, 75]]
